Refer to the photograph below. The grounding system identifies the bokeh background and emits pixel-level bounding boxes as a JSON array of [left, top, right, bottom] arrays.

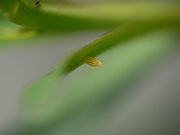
[[0, 0, 180, 135]]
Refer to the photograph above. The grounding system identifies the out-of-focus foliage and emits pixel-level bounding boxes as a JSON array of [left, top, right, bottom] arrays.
[[22, 29, 177, 125], [3, 29, 178, 135], [0, 0, 180, 135], [0, 0, 180, 30], [0, 12, 36, 42]]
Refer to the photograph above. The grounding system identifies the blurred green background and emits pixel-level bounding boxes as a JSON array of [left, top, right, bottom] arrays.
[[0, 0, 180, 135]]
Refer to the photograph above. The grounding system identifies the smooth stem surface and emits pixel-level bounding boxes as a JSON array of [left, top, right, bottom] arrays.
[[0, 0, 180, 30], [58, 22, 178, 74]]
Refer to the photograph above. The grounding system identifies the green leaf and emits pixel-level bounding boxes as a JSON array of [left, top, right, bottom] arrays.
[[0, 1, 179, 30], [0, 12, 36, 42], [52, 22, 179, 74], [21, 26, 178, 127]]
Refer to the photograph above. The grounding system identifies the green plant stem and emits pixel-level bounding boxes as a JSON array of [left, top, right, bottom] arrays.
[[0, 0, 180, 30], [46, 21, 178, 76]]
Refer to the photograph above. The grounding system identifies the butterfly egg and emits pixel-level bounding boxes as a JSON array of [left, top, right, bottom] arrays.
[[34, 0, 40, 7], [85, 57, 102, 67]]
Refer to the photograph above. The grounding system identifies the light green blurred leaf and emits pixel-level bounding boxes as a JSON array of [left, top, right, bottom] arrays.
[[21, 29, 178, 128], [0, 1, 179, 30], [0, 12, 36, 42]]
